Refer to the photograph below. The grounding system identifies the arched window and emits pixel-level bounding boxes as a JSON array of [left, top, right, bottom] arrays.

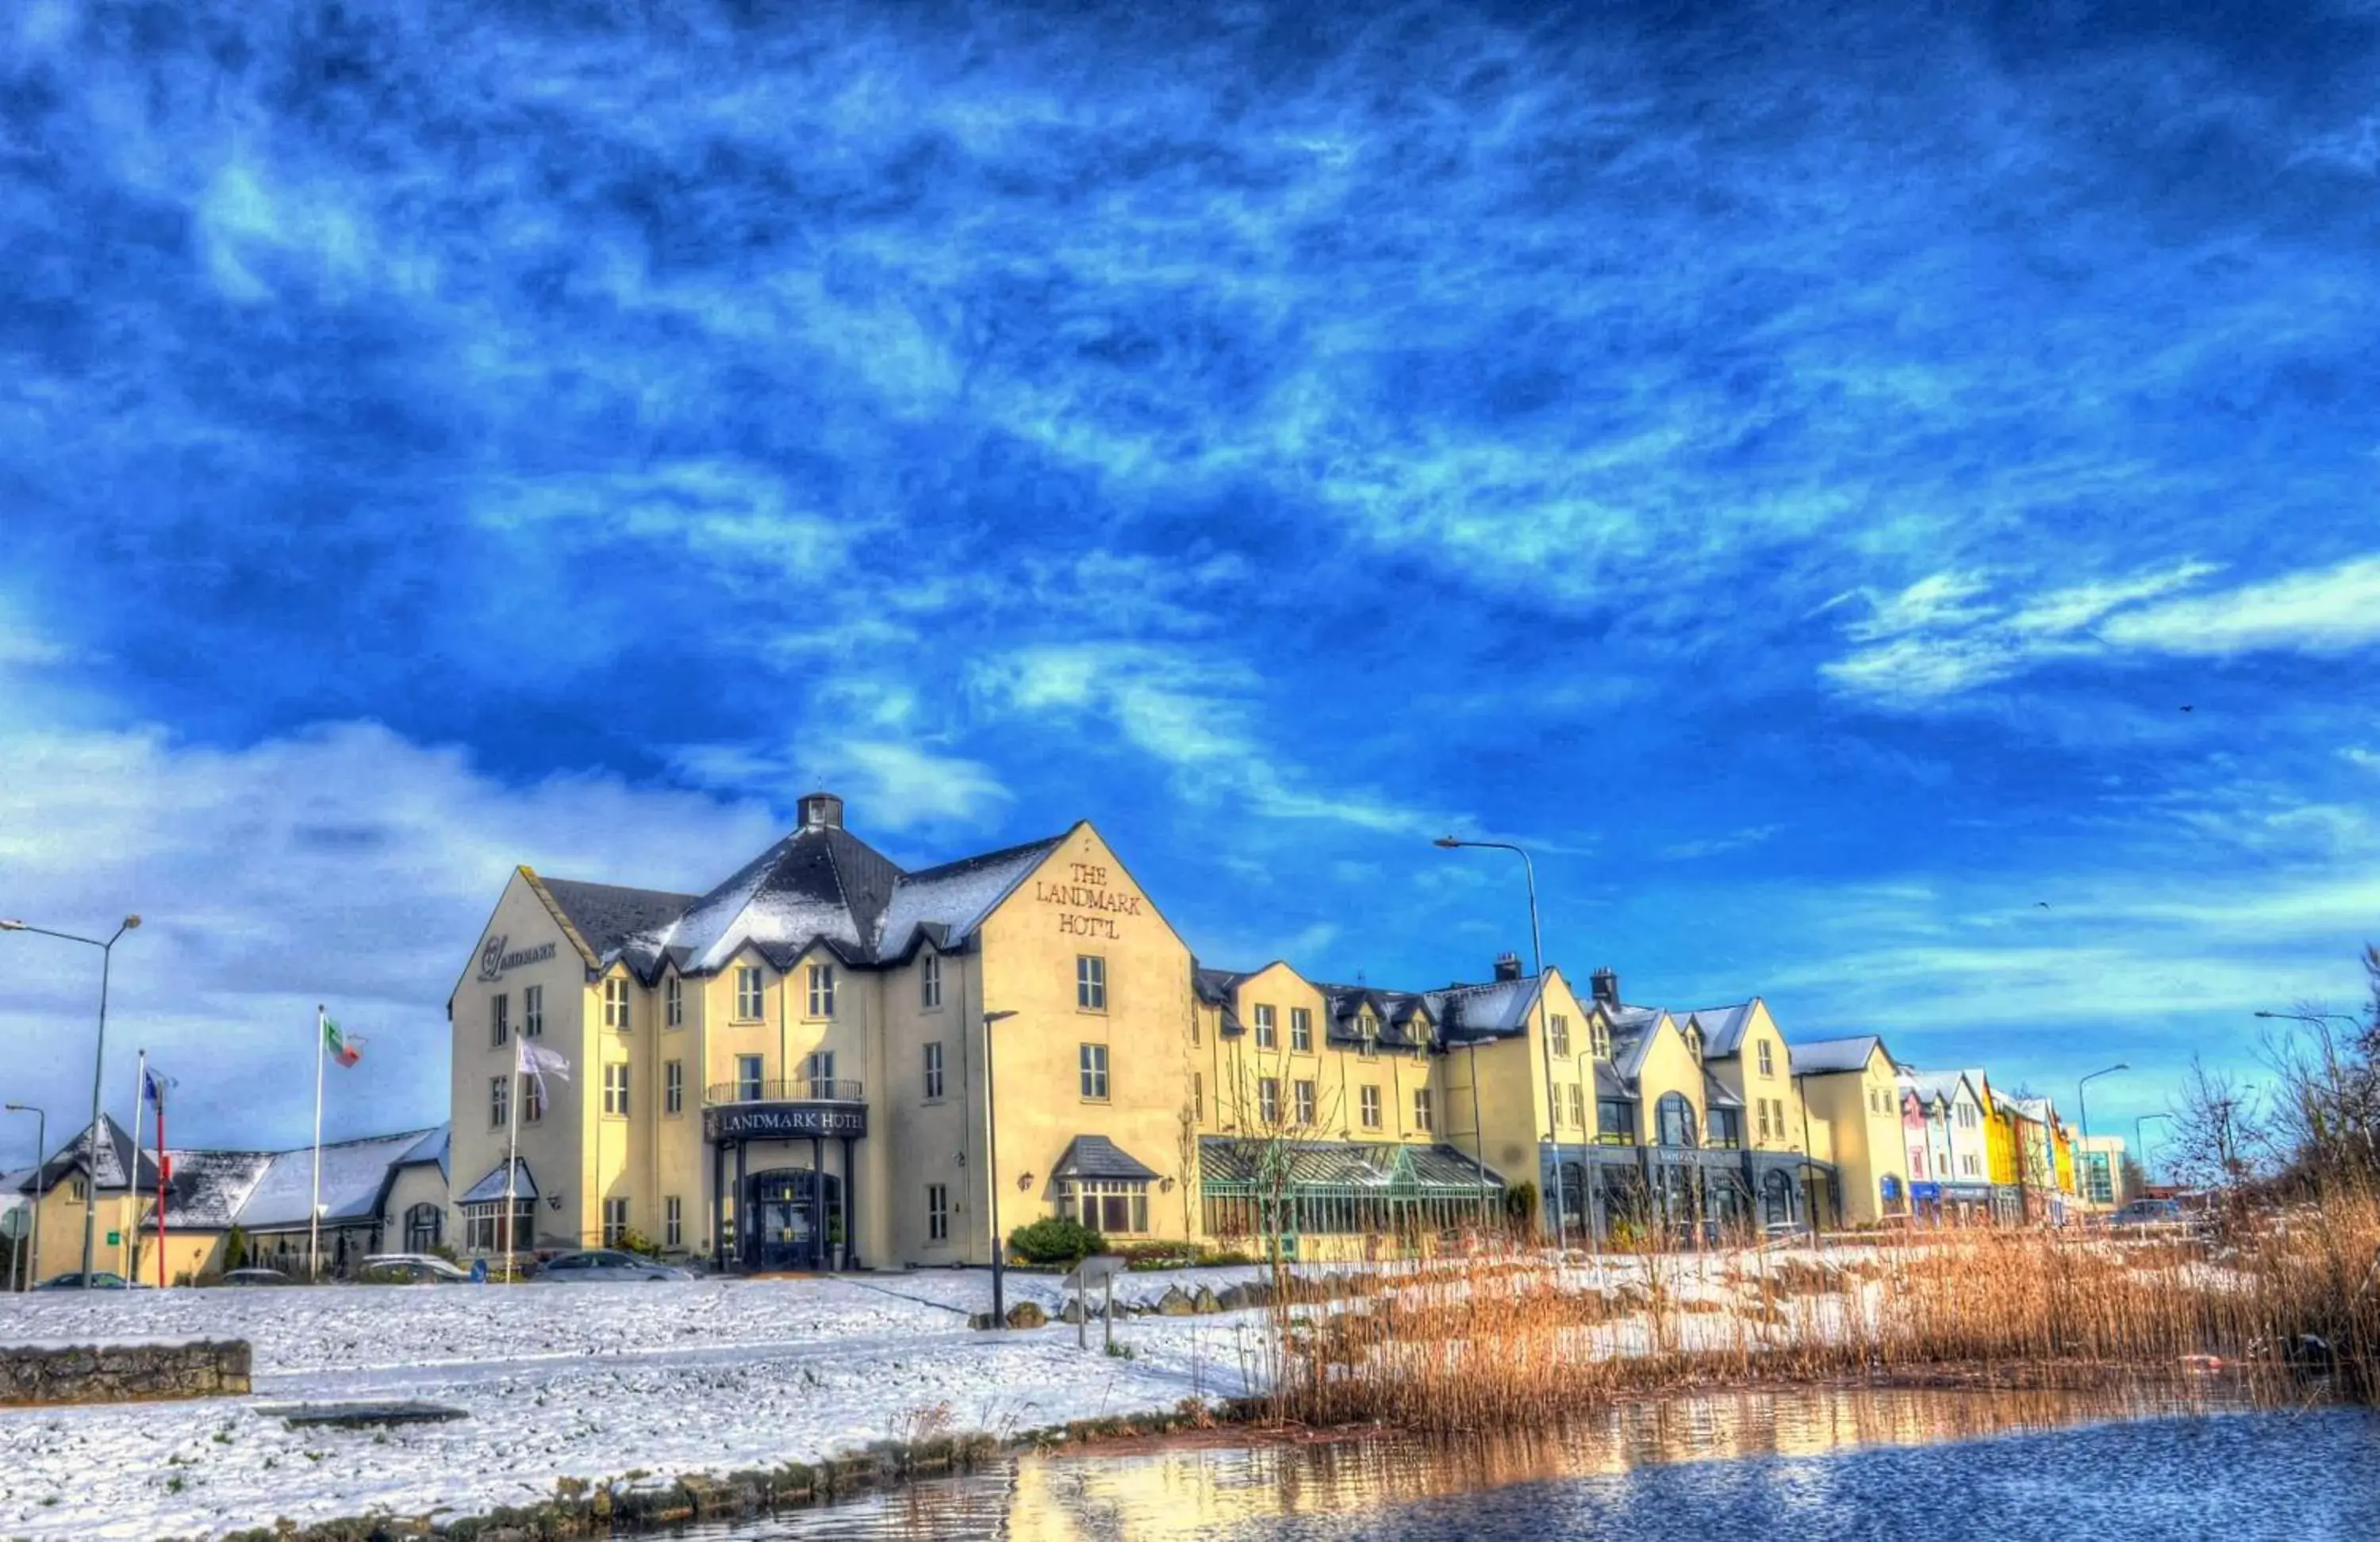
[[1763, 1169, 1795, 1226], [405, 1203, 443, 1253], [1656, 1093, 1699, 1148]]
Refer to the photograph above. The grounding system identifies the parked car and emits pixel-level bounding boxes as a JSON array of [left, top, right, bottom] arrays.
[[536, 1249, 693, 1282], [34, 1272, 133, 1290], [2109, 1199, 2186, 1228], [355, 1253, 474, 1284], [220, 1268, 295, 1287]]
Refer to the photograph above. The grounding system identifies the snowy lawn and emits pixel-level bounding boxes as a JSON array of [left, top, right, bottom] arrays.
[[0, 1268, 1269, 1541]]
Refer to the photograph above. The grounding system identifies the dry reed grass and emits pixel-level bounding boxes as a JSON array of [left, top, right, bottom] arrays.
[[1255, 1187, 2380, 1433]]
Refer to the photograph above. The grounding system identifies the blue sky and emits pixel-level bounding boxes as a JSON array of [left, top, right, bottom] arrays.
[[3, 0, 2377, 1157]]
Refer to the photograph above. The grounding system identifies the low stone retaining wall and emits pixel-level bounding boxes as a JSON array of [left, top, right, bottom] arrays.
[[0, 1339, 251, 1406]]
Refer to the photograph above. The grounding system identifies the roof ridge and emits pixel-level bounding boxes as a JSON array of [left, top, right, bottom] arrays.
[[898, 830, 1069, 883]]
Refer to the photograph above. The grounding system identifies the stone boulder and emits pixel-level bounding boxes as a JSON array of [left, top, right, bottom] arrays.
[[1155, 1286, 1197, 1317], [1004, 1300, 1049, 1329], [1191, 1285, 1223, 1314]]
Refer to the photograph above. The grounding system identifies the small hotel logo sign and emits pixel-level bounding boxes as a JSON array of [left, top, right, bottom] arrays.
[[477, 934, 558, 981]]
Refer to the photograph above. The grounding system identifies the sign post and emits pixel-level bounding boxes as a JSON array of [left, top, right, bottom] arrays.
[[1065, 1254, 1127, 1353]]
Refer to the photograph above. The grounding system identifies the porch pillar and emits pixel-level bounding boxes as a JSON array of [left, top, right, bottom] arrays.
[[810, 1135, 825, 1271], [733, 1140, 748, 1274], [840, 1134, 858, 1271], [711, 1139, 725, 1268]]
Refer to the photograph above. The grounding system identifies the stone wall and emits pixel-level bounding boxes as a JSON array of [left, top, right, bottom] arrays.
[[0, 1339, 251, 1406]]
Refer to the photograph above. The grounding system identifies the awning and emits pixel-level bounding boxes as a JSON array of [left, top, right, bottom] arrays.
[[1050, 1135, 1160, 1183], [459, 1158, 538, 1206], [1200, 1137, 1502, 1195]]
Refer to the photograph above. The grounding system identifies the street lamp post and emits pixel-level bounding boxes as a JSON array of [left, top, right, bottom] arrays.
[[1433, 837, 1566, 1255], [981, 1009, 1017, 1328], [2075, 1063, 2127, 1210], [1, 915, 140, 1287], [3, 1103, 43, 1291], [2136, 1111, 2171, 1187]]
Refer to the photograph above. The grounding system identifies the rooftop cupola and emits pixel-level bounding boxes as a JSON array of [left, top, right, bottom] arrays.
[[797, 790, 845, 831]]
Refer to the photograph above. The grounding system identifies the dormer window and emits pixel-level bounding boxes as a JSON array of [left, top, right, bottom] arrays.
[[1684, 1026, 1702, 1062], [1590, 1019, 1612, 1060], [1357, 1011, 1379, 1059]]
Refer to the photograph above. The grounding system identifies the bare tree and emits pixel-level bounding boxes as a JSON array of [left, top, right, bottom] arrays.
[[2163, 1056, 2263, 1193]]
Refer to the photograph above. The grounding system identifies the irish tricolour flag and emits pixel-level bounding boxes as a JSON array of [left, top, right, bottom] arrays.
[[324, 1016, 364, 1068]]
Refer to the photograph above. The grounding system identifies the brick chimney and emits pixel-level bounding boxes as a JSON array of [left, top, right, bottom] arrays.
[[1591, 967, 1619, 1005], [1493, 952, 1523, 982]]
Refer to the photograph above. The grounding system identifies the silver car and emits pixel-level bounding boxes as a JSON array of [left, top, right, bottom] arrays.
[[536, 1249, 693, 1282]]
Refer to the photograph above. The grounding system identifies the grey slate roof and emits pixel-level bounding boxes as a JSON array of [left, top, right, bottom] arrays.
[[1790, 1036, 1886, 1075], [539, 877, 699, 973], [1050, 1135, 1161, 1183], [158, 1149, 275, 1229], [235, 1126, 447, 1231], [459, 1157, 539, 1205], [543, 820, 1071, 982], [1675, 1002, 1756, 1058], [18, 1114, 157, 1194]]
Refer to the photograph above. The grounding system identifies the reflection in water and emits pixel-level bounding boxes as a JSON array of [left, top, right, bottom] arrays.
[[697, 1386, 2380, 1541]]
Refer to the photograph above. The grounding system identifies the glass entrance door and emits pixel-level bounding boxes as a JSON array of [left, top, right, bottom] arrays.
[[745, 1168, 842, 1272]]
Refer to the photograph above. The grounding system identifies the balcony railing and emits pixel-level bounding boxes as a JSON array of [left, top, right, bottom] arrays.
[[704, 1077, 866, 1107]]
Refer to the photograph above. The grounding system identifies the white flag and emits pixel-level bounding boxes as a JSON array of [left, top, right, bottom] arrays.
[[516, 1039, 572, 1095]]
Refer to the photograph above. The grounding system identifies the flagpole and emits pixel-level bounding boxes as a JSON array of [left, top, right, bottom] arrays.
[[155, 1072, 168, 1289], [309, 1004, 326, 1280], [122, 1048, 145, 1281], [504, 1041, 521, 1273]]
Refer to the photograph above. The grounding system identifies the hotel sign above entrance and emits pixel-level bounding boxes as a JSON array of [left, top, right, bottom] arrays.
[[477, 934, 558, 981], [705, 1103, 869, 1142]]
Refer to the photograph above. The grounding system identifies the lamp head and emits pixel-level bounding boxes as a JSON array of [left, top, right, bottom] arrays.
[[1432, 836, 1462, 849], [122, 915, 140, 930], [983, 1009, 1018, 1026], [0, 919, 23, 930]]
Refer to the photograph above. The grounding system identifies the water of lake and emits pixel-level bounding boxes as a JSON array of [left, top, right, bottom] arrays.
[[681, 1385, 2380, 1540]]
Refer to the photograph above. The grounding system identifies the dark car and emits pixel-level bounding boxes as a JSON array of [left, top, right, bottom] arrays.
[[221, 1268, 295, 1287], [34, 1271, 132, 1290], [536, 1249, 693, 1282]]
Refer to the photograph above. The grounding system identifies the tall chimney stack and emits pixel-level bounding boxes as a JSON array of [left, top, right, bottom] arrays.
[[1493, 952, 1523, 983], [1591, 967, 1619, 1005]]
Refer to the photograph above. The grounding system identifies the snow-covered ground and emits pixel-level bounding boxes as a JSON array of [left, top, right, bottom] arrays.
[[0, 1268, 1272, 1541]]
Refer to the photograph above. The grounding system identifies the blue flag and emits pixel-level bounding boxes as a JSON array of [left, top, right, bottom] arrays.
[[143, 1065, 175, 1112]]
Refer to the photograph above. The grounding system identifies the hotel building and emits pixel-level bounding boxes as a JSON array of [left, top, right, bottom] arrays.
[[443, 793, 1851, 1269]]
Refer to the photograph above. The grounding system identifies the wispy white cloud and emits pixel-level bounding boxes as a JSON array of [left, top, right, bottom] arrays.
[[1660, 824, 1783, 861], [2099, 554, 2380, 655]]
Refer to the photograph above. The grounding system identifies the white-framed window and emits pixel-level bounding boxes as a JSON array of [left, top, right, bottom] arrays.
[[523, 984, 543, 1038], [665, 1195, 682, 1249], [920, 953, 942, 1010], [1290, 1007, 1312, 1053], [1077, 954, 1107, 1011], [807, 963, 835, 1018], [489, 1075, 509, 1130], [1357, 1013, 1379, 1059], [735, 965, 766, 1021], [1360, 1084, 1381, 1129], [1962, 1153, 1981, 1178], [1591, 1019, 1612, 1059], [665, 1059, 684, 1115], [923, 1041, 945, 1100], [1548, 1014, 1570, 1058], [603, 1063, 629, 1117], [491, 993, 510, 1049], [1192, 1072, 1204, 1122], [466, 1199, 533, 1253], [1253, 1004, 1277, 1049], [602, 1197, 628, 1248], [604, 976, 631, 1031], [927, 1183, 949, 1243], [1756, 1099, 1772, 1141], [804, 1050, 835, 1089], [1756, 1039, 1774, 1076], [665, 976, 682, 1029], [1067, 1179, 1149, 1236], [1294, 1079, 1316, 1126], [1685, 1027, 1703, 1061], [1567, 1084, 1585, 1130], [1413, 1087, 1434, 1133], [1079, 1043, 1109, 1100], [1259, 1076, 1280, 1126], [736, 1054, 765, 1103], [521, 1073, 546, 1124]]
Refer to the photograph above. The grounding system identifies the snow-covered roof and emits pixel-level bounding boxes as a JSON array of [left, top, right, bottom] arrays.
[[1423, 976, 1543, 1041], [538, 806, 1072, 982], [1791, 1036, 1885, 1075], [18, 1114, 156, 1195], [235, 1127, 446, 1231], [873, 835, 1066, 961], [159, 1149, 276, 1229], [459, 1157, 538, 1205], [1677, 1002, 1756, 1058], [1903, 1070, 1978, 1110]]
